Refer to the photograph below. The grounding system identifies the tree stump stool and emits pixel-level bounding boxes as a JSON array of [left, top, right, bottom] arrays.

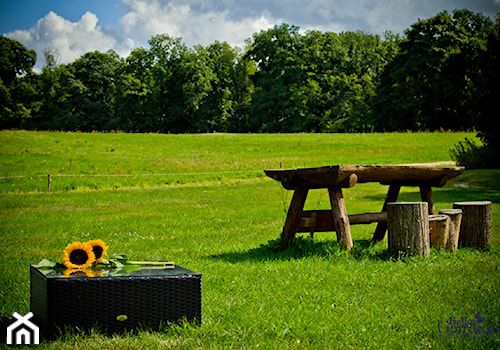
[[453, 201, 491, 249], [387, 202, 430, 258], [439, 209, 462, 251], [429, 215, 450, 248]]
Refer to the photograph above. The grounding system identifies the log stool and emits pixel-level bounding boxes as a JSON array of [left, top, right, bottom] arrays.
[[387, 202, 430, 257], [453, 201, 492, 249], [439, 209, 462, 251], [429, 214, 450, 249]]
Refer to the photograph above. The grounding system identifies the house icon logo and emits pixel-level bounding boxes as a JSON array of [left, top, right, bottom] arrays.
[[6, 312, 40, 345]]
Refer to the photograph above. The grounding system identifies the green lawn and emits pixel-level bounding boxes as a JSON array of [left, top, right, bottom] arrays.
[[0, 130, 477, 193], [0, 131, 499, 349]]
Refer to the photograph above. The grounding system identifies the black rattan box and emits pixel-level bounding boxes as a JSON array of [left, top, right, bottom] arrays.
[[30, 265, 202, 337]]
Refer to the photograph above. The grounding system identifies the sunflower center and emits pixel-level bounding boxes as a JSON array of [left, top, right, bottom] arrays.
[[69, 249, 89, 265], [92, 246, 103, 259]]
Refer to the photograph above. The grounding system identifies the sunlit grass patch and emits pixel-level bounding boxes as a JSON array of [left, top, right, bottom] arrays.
[[0, 131, 498, 348]]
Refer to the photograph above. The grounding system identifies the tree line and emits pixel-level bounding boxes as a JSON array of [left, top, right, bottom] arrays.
[[1, 9, 498, 138]]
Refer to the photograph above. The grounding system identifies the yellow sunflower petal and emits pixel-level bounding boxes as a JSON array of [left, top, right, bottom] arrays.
[[87, 239, 107, 263], [62, 242, 95, 269]]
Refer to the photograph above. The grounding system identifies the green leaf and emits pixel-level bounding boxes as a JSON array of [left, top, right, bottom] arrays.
[[33, 259, 57, 269], [109, 259, 125, 268], [110, 254, 129, 261]]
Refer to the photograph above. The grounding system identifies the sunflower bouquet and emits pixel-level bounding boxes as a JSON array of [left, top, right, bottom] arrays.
[[63, 240, 107, 269], [34, 239, 175, 277]]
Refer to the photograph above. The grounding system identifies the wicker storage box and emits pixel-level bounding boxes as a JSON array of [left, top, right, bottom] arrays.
[[30, 265, 202, 337]]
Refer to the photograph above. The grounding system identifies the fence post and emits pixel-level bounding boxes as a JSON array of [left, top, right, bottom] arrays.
[[48, 174, 51, 193]]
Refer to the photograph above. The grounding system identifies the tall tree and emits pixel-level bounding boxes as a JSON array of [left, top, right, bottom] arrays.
[[299, 30, 399, 132], [200, 41, 239, 132], [67, 50, 124, 131], [0, 36, 36, 85], [29, 50, 67, 129], [477, 14, 500, 157], [374, 9, 493, 131], [115, 47, 155, 132], [0, 36, 36, 128], [148, 34, 193, 132], [230, 50, 256, 132], [246, 24, 306, 132]]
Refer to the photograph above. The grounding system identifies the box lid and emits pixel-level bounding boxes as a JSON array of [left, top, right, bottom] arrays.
[[30, 264, 201, 279]]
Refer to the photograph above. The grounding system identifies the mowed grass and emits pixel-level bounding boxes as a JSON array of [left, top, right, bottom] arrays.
[[0, 130, 499, 349], [0, 130, 476, 192]]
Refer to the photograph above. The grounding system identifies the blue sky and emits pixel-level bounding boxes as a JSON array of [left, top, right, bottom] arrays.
[[1, 0, 499, 70], [0, 0, 125, 32]]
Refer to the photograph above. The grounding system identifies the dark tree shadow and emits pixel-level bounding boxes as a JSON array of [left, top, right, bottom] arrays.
[[211, 170, 499, 264], [361, 170, 500, 205], [210, 237, 394, 263], [362, 187, 499, 206]]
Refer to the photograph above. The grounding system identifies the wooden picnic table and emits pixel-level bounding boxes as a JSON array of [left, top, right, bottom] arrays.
[[264, 164, 464, 250]]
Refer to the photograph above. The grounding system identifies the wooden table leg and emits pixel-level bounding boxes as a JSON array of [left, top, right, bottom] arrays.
[[419, 185, 436, 215], [280, 186, 309, 246], [328, 187, 353, 250], [373, 184, 401, 241]]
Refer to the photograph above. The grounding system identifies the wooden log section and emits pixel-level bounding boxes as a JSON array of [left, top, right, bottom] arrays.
[[280, 186, 308, 246], [373, 184, 401, 241], [387, 202, 430, 258], [453, 201, 492, 249], [264, 164, 464, 190], [428, 215, 450, 248], [439, 209, 462, 252], [419, 186, 436, 215], [339, 173, 358, 188], [328, 187, 353, 250], [299, 210, 387, 232], [349, 212, 388, 225]]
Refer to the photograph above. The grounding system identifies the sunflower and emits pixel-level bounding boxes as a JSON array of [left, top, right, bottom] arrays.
[[62, 242, 95, 269], [87, 239, 107, 263]]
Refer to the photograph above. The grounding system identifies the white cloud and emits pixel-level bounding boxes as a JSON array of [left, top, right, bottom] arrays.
[[5, 1, 277, 70], [120, 1, 188, 39], [120, 0, 276, 47], [4, 0, 499, 71], [5, 11, 134, 70]]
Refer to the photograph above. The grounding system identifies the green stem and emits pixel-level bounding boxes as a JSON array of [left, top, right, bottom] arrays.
[[127, 261, 175, 266]]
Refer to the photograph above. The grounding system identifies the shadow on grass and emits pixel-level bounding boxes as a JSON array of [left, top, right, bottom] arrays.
[[0, 316, 13, 344], [212, 170, 500, 264], [360, 169, 500, 204], [210, 237, 394, 263], [211, 236, 500, 264], [435, 170, 500, 204], [428, 169, 499, 204]]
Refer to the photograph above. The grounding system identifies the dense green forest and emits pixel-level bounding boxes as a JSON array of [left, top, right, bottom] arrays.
[[1, 9, 498, 138]]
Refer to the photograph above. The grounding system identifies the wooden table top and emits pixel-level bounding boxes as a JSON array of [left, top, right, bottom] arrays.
[[264, 164, 465, 189]]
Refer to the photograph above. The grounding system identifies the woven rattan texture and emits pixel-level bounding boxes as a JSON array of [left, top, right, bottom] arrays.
[[31, 266, 202, 336]]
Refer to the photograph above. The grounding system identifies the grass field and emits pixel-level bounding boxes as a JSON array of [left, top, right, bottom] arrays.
[[1, 130, 499, 349]]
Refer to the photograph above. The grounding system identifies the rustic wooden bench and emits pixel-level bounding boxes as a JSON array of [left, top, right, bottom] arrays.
[[265, 164, 464, 250]]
